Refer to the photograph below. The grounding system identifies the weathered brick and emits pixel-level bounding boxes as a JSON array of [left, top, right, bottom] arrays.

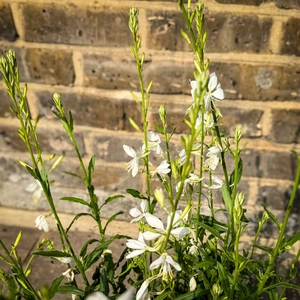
[[82, 53, 139, 90], [215, 0, 266, 5], [36, 91, 142, 131], [22, 3, 131, 47], [0, 123, 85, 156], [0, 4, 17, 41], [25, 48, 74, 85], [210, 62, 300, 101], [242, 149, 297, 181], [281, 18, 300, 57], [149, 102, 190, 134], [219, 107, 263, 138], [144, 58, 188, 94], [258, 184, 300, 211], [0, 89, 14, 118], [52, 158, 142, 192], [146, 10, 189, 51], [92, 134, 143, 163], [205, 13, 272, 54], [269, 109, 300, 144], [274, 0, 300, 9]]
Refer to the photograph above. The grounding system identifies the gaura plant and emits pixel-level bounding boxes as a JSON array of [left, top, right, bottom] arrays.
[[0, 0, 300, 299]]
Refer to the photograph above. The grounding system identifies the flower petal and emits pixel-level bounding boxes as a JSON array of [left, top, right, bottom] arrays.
[[85, 291, 109, 300], [171, 227, 190, 239], [142, 231, 162, 241], [208, 72, 218, 91], [166, 255, 181, 271], [149, 255, 164, 270], [125, 249, 145, 259], [129, 208, 141, 218], [136, 280, 149, 300], [145, 214, 164, 230], [123, 145, 136, 158]]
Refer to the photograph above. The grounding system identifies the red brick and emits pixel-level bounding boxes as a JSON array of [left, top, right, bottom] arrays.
[[36, 91, 142, 131], [21, 3, 131, 47], [82, 53, 139, 90], [269, 109, 300, 144], [0, 4, 17, 41], [281, 18, 300, 57], [25, 48, 74, 85], [205, 13, 272, 54]]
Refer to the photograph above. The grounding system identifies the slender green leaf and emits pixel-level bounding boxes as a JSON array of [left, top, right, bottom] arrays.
[[80, 239, 100, 257], [63, 171, 82, 179], [254, 245, 273, 254], [175, 289, 209, 300], [126, 189, 147, 200], [69, 111, 73, 132], [197, 221, 224, 241], [222, 184, 231, 213], [13, 231, 22, 248], [285, 232, 300, 247], [49, 275, 64, 299], [264, 282, 300, 291], [103, 194, 125, 206], [129, 117, 141, 132], [88, 155, 96, 184], [261, 203, 280, 230], [49, 155, 63, 173], [104, 211, 124, 234], [60, 197, 90, 207], [57, 286, 84, 296], [66, 213, 96, 233], [33, 251, 71, 258], [217, 261, 231, 297]]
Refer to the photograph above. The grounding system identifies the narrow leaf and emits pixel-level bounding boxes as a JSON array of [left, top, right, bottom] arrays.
[[222, 184, 232, 213], [49, 155, 63, 173], [285, 232, 300, 247], [103, 194, 125, 206], [217, 261, 231, 296], [261, 203, 280, 230], [66, 213, 96, 233], [60, 197, 90, 207], [129, 117, 141, 132], [126, 188, 147, 199], [57, 286, 84, 296], [80, 239, 100, 257], [49, 276, 64, 299], [104, 211, 124, 233], [88, 155, 96, 184], [33, 251, 71, 257]]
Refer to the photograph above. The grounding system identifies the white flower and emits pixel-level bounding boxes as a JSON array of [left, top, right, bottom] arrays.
[[195, 111, 214, 130], [35, 215, 49, 232], [187, 173, 203, 186], [136, 280, 150, 300], [149, 253, 181, 281], [56, 257, 73, 264], [208, 175, 223, 190], [143, 210, 189, 241], [204, 146, 220, 171], [147, 131, 163, 155], [150, 160, 170, 177], [126, 232, 150, 259], [62, 268, 74, 282], [204, 72, 225, 109], [123, 145, 146, 177], [129, 200, 150, 223], [85, 289, 133, 300], [189, 276, 197, 291], [25, 180, 43, 202], [178, 143, 201, 166]]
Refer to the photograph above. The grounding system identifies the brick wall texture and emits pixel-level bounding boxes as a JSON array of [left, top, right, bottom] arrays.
[[0, 0, 300, 234]]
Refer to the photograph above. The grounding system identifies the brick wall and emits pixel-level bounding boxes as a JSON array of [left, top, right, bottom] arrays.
[[0, 0, 300, 232]]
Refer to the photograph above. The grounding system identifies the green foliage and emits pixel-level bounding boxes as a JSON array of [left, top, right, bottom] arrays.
[[0, 1, 299, 299]]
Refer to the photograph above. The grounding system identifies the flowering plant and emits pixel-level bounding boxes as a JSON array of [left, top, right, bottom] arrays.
[[0, 1, 300, 299]]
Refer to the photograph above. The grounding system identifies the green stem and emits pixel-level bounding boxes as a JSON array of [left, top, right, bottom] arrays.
[[255, 154, 300, 296]]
